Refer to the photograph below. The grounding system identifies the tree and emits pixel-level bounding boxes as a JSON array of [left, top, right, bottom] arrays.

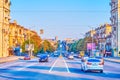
[[76, 39, 85, 51], [68, 41, 78, 52], [21, 34, 42, 55], [38, 40, 56, 53]]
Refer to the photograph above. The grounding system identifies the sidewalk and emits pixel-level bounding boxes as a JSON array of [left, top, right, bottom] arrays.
[[0, 56, 24, 63], [104, 57, 120, 63]]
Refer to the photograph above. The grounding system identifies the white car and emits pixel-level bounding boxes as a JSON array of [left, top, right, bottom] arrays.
[[81, 57, 104, 73], [68, 54, 74, 60]]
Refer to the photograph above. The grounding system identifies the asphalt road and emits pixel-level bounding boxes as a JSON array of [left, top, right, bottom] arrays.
[[0, 56, 120, 80]]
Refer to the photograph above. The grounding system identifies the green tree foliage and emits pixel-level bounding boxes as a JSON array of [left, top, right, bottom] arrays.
[[68, 37, 97, 53], [39, 40, 56, 53], [76, 39, 85, 51], [68, 41, 78, 52], [22, 34, 56, 55], [21, 34, 42, 54]]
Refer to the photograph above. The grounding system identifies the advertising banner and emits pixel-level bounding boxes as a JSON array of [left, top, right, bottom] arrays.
[[87, 43, 96, 50]]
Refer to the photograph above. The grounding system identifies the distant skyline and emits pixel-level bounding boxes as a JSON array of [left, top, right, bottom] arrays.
[[10, 0, 111, 40]]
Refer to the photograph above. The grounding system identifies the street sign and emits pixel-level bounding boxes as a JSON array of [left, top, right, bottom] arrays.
[[25, 44, 34, 51], [25, 44, 29, 51]]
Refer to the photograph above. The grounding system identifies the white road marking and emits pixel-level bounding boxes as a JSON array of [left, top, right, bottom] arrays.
[[63, 58, 70, 73], [0, 62, 23, 69], [49, 58, 59, 72], [16, 63, 37, 71]]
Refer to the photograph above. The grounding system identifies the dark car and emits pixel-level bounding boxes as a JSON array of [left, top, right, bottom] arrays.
[[53, 53, 59, 57], [39, 54, 49, 62], [24, 55, 31, 60]]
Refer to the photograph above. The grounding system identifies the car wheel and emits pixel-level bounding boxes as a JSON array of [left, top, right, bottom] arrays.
[[83, 67, 87, 72], [46, 59, 48, 62], [100, 70, 103, 73], [81, 65, 83, 71]]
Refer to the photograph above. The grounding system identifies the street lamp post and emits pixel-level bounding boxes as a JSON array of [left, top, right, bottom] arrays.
[[28, 27, 32, 57], [88, 26, 94, 57], [91, 27, 94, 57]]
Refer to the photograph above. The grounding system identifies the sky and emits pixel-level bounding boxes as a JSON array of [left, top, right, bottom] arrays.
[[10, 0, 111, 40]]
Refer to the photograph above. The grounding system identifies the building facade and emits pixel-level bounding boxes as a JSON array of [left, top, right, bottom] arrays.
[[94, 24, 112, 56], [85, 30, 96, 38], [9, 20, 38, 48], [9, 20, 25, 48], [0, 0, 11, 57], [110, 0, 120, 56], [85, 24, 112, 56]]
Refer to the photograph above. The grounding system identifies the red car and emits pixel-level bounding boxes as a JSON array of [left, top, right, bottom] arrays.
[[24, 55, 31, 60]]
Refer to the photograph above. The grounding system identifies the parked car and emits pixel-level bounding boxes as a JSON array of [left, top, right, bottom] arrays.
[[76, 54, 82, 58], [24, 55, 31, 60], [67, 54, 74, 60], [81, 57, 104, 73], [39, 54, 49, 62]]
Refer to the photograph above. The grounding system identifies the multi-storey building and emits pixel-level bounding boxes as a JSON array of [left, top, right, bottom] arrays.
[[64, 38, 74, 44], [9, 20, 38, 55], [84, 24, 112, 56], [110, 0, 120, 56], [9, 20, 25, 48], [94, 24, 112, 56], [85, 30, 96, 38], [0, 0, 11, 57]]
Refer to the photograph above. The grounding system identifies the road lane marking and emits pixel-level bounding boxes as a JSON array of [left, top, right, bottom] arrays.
[[63, 58, 70, 73], [49, 58, 59, 72], [16, 63, 37, 71], [0, 62, 24, 69]]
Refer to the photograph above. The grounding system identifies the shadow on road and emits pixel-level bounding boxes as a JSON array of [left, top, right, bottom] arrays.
[[0, 68, 91, 80]]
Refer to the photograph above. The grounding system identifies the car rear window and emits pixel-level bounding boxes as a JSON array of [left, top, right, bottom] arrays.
[[87, 59, 100, 62]]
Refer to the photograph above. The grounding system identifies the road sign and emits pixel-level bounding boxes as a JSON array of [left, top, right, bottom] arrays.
[[25, 44, 34, 51]]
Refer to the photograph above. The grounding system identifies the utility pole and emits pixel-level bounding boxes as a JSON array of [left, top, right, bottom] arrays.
[[92, 27, 93, 57], [28, 27, 31, 57]]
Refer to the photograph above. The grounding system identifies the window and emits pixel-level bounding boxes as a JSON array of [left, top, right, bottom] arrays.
[[5, 0, 8, 3]]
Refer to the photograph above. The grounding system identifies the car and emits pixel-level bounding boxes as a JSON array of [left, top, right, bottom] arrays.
[[53, 53, 59, 57], [81, 57, 104, 73], [39, 54, 49, 62], [67, 54, 74, 60], [24, 55, 31, 60], [76, 54, 82, 58]]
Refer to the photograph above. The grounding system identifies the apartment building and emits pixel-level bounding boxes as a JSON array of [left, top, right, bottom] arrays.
[[110, 0, 120, 56], [0, 0, 11, 57]]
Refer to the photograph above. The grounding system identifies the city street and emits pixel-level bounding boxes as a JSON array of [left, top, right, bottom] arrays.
[[0, 56, 120, 80], [0, 0, 120, 80]]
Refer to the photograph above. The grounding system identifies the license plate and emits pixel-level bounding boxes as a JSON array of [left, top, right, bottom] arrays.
[[92, 63, 97, 66]]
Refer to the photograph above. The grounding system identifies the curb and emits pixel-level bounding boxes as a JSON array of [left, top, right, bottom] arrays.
[[0, 56, 24, 63], [104, 59, 120, 64]]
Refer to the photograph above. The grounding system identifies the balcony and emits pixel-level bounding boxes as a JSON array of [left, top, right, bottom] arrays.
[[109, 2, 112, 6]]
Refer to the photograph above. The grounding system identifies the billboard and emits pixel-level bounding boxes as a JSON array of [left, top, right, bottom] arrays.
[[87, 43, 96, 50]]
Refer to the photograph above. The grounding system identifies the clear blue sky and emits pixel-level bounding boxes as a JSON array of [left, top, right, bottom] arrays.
[[10, 0, 111, 40]]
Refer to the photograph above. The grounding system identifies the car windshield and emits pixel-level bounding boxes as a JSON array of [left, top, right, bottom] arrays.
[[40, 54, 48, 56], [87, 59, 100, 62], [25, 55, 29, 57]]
